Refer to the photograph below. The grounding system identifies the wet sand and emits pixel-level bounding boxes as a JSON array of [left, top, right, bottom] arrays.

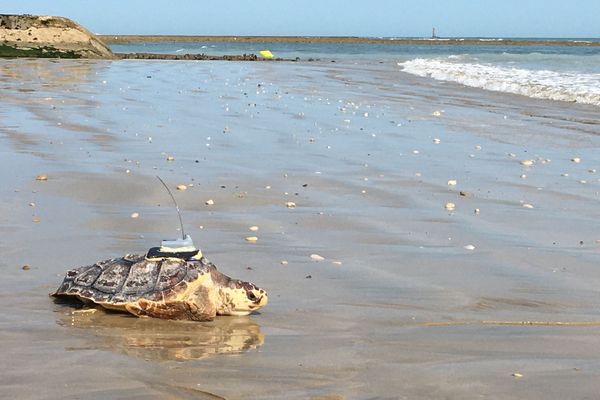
[[1, 58, 600, 399]]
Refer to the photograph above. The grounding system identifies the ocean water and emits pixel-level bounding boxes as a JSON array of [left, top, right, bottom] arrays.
[[111, 40, 600, 107]]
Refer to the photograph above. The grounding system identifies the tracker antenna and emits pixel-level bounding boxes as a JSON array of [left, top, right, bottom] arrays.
[[156, 176, 186, 240]]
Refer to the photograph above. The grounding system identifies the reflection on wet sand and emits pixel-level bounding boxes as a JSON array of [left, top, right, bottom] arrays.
[[55, 306, 264, 361], [0, 58, 104, 89]]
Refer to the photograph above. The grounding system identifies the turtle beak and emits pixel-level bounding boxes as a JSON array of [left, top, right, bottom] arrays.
[[254, 294, 268, 308]]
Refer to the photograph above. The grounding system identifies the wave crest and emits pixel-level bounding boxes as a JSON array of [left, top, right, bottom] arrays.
[[398, 58, 600, 107]]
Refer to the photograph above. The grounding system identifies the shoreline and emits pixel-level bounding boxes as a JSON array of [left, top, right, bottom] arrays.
[[99, 35, 600, 47]]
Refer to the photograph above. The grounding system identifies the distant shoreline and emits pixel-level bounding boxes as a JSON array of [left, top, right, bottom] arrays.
[[98, 35, 600, 47]]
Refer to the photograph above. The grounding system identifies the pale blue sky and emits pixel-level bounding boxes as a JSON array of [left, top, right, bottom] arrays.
[[4, 0, 600, 38]]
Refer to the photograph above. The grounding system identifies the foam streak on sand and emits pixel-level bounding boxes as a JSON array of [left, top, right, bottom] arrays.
[[399, 58, 600, 106]]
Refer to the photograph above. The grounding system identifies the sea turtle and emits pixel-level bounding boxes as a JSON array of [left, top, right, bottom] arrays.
[[52, 235, 268, 321]]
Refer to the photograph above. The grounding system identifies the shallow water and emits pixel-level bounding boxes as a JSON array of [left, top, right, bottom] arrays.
[[1, 58, 600, 399]]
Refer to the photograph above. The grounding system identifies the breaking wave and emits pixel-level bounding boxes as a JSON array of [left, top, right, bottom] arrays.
[[398, 58, 600, 106]]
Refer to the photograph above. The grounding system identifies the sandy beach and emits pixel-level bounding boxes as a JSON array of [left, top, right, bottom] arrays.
[[1, 57, 600, 399]]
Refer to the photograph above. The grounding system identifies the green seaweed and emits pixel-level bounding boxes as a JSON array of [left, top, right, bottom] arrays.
[[0, 44, 82, 58]]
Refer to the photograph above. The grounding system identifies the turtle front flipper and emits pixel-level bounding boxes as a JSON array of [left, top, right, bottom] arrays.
[[125, 298, 216, 321]]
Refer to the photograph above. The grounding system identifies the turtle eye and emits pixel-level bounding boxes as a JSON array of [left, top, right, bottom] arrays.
[[247, 292, 257, 301]]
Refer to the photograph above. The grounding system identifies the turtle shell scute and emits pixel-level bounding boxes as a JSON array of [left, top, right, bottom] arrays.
[[121, 260, 160, 296], [155, 259, 188, 292], [73, 265, 102, 286], [92, 258, 135, 294]]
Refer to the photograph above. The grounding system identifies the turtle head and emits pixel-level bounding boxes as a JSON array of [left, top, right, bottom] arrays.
[[213, 271, 268, 316]]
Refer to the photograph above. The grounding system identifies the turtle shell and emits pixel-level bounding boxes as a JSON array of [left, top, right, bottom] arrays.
[[53, 254, 214, 305]]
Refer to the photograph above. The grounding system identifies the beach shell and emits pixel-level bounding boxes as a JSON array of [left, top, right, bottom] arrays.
[[249, 226, 259, 231], [431, 111, 442, 117], [464, 245, 475, 251], [512, 372, 523, 378], [245, 236, 258, 243], [447, 179, 457, 186], [205, 199, 214, 206], [520, 160, 534, 167], [36, 175, 48, 181], [166, 156, 175, 161], [280, 260, 288, 265], [310, 254, 325, 261], [522, 203, 534, 209], [130, 212, 140, 219], [571, 157, 581, 163], [285, 202, 296, 209], [176, 184, 187, 191], [433, 138, 441, 144], [445, 202, 456, 211]]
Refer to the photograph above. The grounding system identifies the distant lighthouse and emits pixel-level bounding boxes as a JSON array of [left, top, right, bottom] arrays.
[[432, 27, 437, 38]]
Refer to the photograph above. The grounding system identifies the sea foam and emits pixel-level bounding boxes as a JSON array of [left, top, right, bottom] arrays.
[[398, 58, 600, 106]]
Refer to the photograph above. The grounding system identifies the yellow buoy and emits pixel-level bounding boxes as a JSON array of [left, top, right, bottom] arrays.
[[259, 50, 274, 59]]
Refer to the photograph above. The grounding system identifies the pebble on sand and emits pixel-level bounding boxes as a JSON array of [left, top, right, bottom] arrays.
[[176, 184, 187, 191], [130, 212, 140, 219], [249, 226, 259, 231], [310, 254, 325, 261], [286, 201, 296, 209], [36, 175, 48, 181], [245, 236, 258, 243], [205, 199, 215, 206], [22, 265, 30, 270], [445, 202, 456, 211]]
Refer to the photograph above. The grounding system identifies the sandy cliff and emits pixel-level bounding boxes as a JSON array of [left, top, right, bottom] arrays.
[[0, 14, 114, 59]]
